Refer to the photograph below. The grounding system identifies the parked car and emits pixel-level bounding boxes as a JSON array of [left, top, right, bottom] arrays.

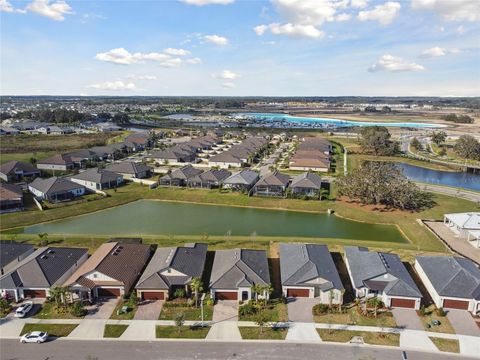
[[19, 331, 48, 344], [14, 301, 33, 318]]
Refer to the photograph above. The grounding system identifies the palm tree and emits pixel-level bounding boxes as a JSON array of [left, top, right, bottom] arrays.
[[369, 296, 382, 318], [251, 284, 263, 303], [190, 277, 203, 308]]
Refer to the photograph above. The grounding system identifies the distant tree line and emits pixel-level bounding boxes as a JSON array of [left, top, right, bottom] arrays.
[[441, 113, 474, 124], [12, 109, 89, 124]]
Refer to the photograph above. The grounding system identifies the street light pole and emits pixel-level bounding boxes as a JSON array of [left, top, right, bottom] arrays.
[[200, 293, 206, 328]]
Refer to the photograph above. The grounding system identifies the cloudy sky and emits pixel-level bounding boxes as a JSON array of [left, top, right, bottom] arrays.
[[1, 0, 479, 96]]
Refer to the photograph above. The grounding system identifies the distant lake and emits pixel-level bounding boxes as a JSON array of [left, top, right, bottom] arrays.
[[24, 200, 407, 243], [397, 163, 480, 192]]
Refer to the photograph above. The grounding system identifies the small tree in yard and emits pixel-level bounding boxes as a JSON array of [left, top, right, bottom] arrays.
[[410, 137, 422, 151], [175, 312, 185, 333], [128, 291, 138, 308], [255, 310, 270, 335], [368, 296, 382, 318], [349, 308, 357, 325], [378, 315, 388, 337], [190, 277, 203, 308], [174, 288, 186, 299], [0, 297, 11, 316], [38, 232, 49, 246]]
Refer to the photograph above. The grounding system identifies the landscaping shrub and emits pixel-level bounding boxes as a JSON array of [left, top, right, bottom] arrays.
[[313, 304, 330, 315], [419, 306, 427, 317], [239, 301, 257, 317], [436, 308, 446, 317], [70, 302, 86, 317], [174, 288, 186, 299]]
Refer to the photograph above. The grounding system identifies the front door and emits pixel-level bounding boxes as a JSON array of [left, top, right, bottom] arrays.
[[242, 291, 249, 301]]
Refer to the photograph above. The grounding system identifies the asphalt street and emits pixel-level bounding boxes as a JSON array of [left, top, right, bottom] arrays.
[[1, 339, 477, 360]]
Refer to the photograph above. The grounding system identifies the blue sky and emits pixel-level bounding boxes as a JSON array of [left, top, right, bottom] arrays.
[[1, 0, 479, 96]]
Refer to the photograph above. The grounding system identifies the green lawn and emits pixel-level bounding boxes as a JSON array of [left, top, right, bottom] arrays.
[[239, 326, 288, 340], [155, 325, 210, 339], [317, 329, 400, 347], [109, 301, 138, 320], [103, 324, 128, 338], [238, 301, 288, 322], [20, 323, 78, 337], [314, 308, 397, 328], [33, 301, 85, 319], [429, 337, 460, 353], [418, 306, 455, 334], [159, 302, 213, 321]]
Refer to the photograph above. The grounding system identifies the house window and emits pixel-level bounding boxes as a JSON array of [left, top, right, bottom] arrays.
[[93, 274, 97, 279]]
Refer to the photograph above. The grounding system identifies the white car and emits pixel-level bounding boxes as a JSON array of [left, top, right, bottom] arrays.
[[20, 331, 48, 344], [15, 301, 33, 318]]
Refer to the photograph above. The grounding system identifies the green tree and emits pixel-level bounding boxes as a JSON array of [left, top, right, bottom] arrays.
[[38, 232, 49, 246], [174, 312, 185, 333], [190, 277, 203, 308], [49, 286, 69, 308], [359, 126, 398, 156], [368, 296, 382, 318], [454, 135, 480, 161], [128, 291, 138, 308], [410, 137, 422, 151], [255, 309, 270, 334], [174, 288, 186, 299], [430, 131, 447, 145]]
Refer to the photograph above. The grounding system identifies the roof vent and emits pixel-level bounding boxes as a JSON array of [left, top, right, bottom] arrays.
[[47, 249, 54, 254], [40, 255, 47, 259]]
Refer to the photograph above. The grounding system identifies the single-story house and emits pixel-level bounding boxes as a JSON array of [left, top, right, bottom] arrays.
[[344, 246, 422, 309], [135, 243, 208, 301], [208, 152, 243, 169], [28, 177, 86, 202], [415, 256, 480, 314], [289, 156, 331, 172], [0, 247, 88, 301], [36, 154, 75, 172], [290, 172, 322, 198], [106, 161, 152, 179], [70, 168, 123, 191], [90, 145, 123, 161], [280, 243, 344, 303], [209, 248, 271, 302], [222, 170, 260, 192], [64, 242, 152, 300], [150, 147, 196, 165], [0, 183, 24, 214], [0, 126, 20, 135], [0, 161, 40, 182], [444, 213, 480, 238], [253, 171, 290, 197], [67, 149, 99, 166], [159, 165, 203, 187], [0, 241, 34, 276], [187, 169, 231, 189]]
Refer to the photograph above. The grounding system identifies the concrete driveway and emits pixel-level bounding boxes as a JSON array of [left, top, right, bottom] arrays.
[[392, 308, 423, 330], [134, 300, 164, 320], [84, 298, 118, 319], [287, 298, 321, 323], [212, 300, 238, 322], [447, 310, 480, 336]]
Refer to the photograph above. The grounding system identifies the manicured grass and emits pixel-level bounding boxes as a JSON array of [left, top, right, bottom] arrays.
[[33, 301, 85, 319], [103, 324, 128, 338], [318, 329, 400, 347], [109, 301, 138, 320], [429, 337, 460, 353], [418, 306, 455, 334], [159, 302, 213, 321], [239, 326, 288, 340], [20, 323, 78, 337], [155, 325, 210, 339], [314, 308, 397, 328], [0, 151, 57, 165], [238, 301, 288, 322]]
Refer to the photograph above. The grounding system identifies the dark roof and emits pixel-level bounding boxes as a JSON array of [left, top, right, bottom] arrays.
[[345, 246, 421, 298], [0, 247, 87, 289], [37, 154, 73, 166], [290, 172, 322, 189], [67, 149, 97, 160], [255, 171, 290, 187], [136, 243, 208, 289], [223, 170, 259, 186], [0, 241, 34, 269], [0, 161, 39, 176], [193, 169, 231, 183], [106, 161, 151, 175], [209, 152, 242, 163], [29, 177, 85, 195], [210, 249, 270, 289], [161, 165, 203, 181], [280, 243, 343, 291], [416, 256, 480, 300], [0, 183, 23, 201], [71, 168, 122, 183]]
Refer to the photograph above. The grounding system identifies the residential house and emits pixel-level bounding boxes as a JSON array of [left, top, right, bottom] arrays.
[[209, 249, 270, 302], [70, 168, 123, 191], [0, 161, 40, 182], [415, 256, 480, 314], [90, 144, 125, 161], [0, 247, 88, 301], [444, 213, 480, 238], [187, 169, 231, 189], [279, 243, 344, 303], [0, 241, 34, 276], [67, 149, 98, 167], [106, 161, 152, 179], [64, 242, 151, 300], [135, 243, 208, 300], [36, 154, 75, 172], [0, 126, 20, 135], [28, 177, 86, 202], [159, 165, 203, 187], [344, 246, 422, 309], [222, 170, 260, 192], [150, 147, 196, 165], [290, 172, 323, 198], [125, 132, 154, 151], [0, 183, 24, 213], [253, 171, 290, 197], [208, 152, 243, 169]]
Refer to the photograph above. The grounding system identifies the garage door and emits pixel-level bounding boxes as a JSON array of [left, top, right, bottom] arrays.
[[443, 299, 469, 310], [287, 288, 310, 297], [97, 287, 121, 297], [215, 291, 238, 300], [23, 289, 47, 298], [141, 291, 165, 301], [391, 298, 416, 308]]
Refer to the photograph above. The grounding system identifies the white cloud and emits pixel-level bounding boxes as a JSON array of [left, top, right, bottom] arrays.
[[186, 57, 202, 64], [26, 0, 73, 21], [350, 0, 368, 9], [369, 54, 425, 72], [0, 0, 26, 13], [254, 23, 325, 39], [127, 75, 157, 80], [180, 0, 234, 5], [456, 25, 465, 34], [411, 0, 480, 22], [358, 2, 401, 25], [420, 46, 446, 58], [95, 47, 200, 67], [222, 82, 236, 88], [215, 70, 239, 80], [335, 13, 351, 21], [204, 34, 229, 46], [88, 81, 137, 91]]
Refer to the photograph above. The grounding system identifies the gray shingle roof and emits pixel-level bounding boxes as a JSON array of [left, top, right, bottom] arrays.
[[416, 256, 480, 300], [290, 172, 322, 189], [71, 168, 121, 183], [209, 152, 242, 163], [223, 170, 259, 186], [0, 241, 34, 270], [29, 177, 85, 195], [37, 154, 74, 166], [106, 161, 151, 175], [345, 246, 421, 298], [162, 165, 203, 181], [279, 243, 343, 291], [210, 249, 270, 289], [0, 161, 39, 176], [0, 183, 23, 201], [196, 169, 231, 183], [255, 171, 290, 187]]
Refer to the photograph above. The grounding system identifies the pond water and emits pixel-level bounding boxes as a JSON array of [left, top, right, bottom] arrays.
[[236, 113, 446, 128], [396, 163, 480, 192], [24, 200, 407, 243]]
